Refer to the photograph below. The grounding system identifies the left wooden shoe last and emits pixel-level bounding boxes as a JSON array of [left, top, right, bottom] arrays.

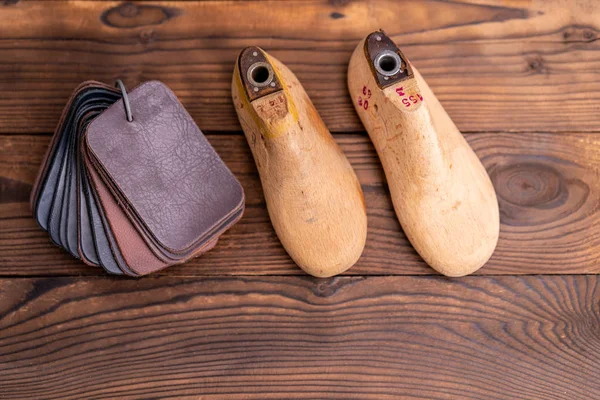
[[348, 31, 499, 277], [232, 47, 367, 277]]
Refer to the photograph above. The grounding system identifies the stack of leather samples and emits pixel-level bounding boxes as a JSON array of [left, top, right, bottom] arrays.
[[31, 80, 245, 276]]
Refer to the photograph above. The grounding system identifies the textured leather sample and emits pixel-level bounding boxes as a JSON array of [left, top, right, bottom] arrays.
[[86, 81, 245, 255], [31, 80, 245, 276]]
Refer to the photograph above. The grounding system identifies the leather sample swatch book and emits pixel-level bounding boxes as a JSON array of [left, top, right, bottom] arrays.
[[31, 80, 245, 276]]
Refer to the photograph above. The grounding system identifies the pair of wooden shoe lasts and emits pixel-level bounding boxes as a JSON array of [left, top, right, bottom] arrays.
[[231, 31, 499, 278]]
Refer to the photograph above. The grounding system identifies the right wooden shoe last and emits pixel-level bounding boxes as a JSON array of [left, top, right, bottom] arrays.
[[348, 31, 499, 277]]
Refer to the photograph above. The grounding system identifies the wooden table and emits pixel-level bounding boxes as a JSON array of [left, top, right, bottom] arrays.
[[1, 1, 599, 398]]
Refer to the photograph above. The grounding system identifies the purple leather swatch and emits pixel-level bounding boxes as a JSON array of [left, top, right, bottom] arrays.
[[86, 81, 244, 253]]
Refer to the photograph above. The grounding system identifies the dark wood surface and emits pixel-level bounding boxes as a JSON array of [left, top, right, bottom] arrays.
[[1, 275, 599, 399], [1, 0, 599, 399], [3, 132, 600, 276], [0, 0, 599, 134]]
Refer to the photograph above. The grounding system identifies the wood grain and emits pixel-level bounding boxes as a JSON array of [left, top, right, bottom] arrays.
[[1, 2, 598, 399], [0, 0, 599, 133], [0, 275, 598, 399], [2, 132, 600, 276]]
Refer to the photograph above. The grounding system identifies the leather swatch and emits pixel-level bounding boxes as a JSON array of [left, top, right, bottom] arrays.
[[31, 81, 245, 276]]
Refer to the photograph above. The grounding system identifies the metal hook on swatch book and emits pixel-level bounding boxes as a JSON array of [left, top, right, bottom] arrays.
[[115, 79, 133, 122]]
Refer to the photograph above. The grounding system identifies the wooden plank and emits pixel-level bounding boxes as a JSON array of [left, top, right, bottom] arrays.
[[0, 0, 599, 133], [0, 275, 598, 399], [2, 132, 600, 276]]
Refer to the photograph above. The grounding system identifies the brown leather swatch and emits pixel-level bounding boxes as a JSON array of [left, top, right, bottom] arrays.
[[31, 80, 245, 277], [86, 162, 168, 275], [86, 81, 245, 254]]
